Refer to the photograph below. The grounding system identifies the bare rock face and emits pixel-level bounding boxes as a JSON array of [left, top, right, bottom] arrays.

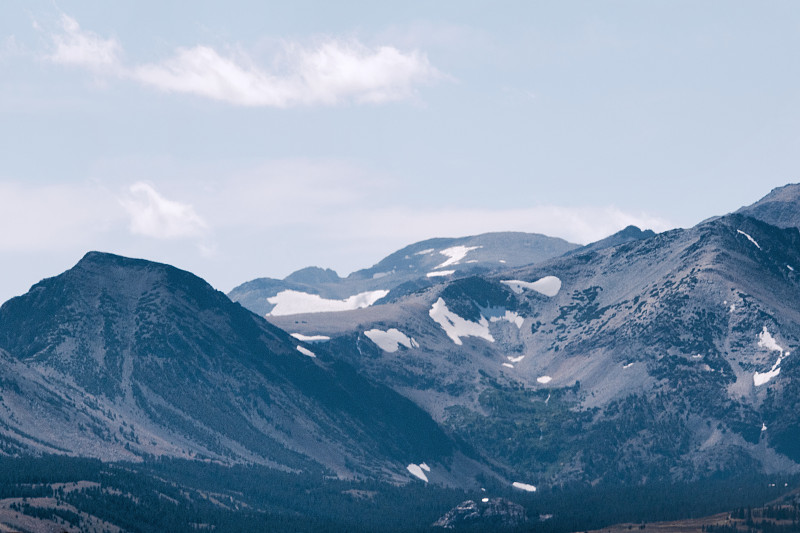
[[433, 498, 527, 530]]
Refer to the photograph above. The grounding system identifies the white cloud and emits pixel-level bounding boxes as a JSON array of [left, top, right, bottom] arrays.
[[48, 15, 121, 71], [120, 182, 207, 239], [45, 15, 442, 107]]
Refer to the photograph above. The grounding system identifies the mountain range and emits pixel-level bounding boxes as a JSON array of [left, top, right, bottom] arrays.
[[0, 184, 799, 531]]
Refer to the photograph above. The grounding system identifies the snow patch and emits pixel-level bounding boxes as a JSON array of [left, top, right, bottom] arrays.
[[489, 310, 525, 329], [290, 333, 330, 343], [414, 248, 434, 256], [502, 363, 514, 368], [623, 362, 634, 369], [502, 276, 562, 297], [420, 463, 431, 472], [729, 304, 736, 313], [268, 289, 389, 316], [512, 482, 537, 492], [407, 464, 428, 482], [762, 423, 768, 432], [758, 326, 785, 353], [296, 346, 316, 358], [429, 298, 494, 346], [372, 271, 391, 279], [482, 497, 490, 503], [507, 355, 526, 363], [789, 265, 795, 272], [499, 259, 506, 263], [427, 270, 455, 277], [364, 328, 418, 352], [537, 376, 552, 384], [754, 366, 781, 386], [436, 245, 481, 268], [754, 326, 790, 387], [737, 229, 761, 250]]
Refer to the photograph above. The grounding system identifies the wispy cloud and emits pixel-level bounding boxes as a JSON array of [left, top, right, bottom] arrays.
[[44, 15, 442, 107], [48, 15, 121, 71], [120, 182, 207, 239]]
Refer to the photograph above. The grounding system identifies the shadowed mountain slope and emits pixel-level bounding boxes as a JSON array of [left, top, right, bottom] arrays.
[[0, 252, 470, 484]]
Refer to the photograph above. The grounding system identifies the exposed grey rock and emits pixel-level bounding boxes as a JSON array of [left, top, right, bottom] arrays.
[[433, 498, 527, 529]]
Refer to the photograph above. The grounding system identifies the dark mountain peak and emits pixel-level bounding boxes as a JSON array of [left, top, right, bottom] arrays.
[[65, 251, 224, 307], [285, 266, 341, 284], [736, 182, 800, 229], [74, 250, 191, 278], [618, 225, 656, 239], [78, 250, 146, 266], [0, 250, 284, 377], [566, 224, 656, 256]]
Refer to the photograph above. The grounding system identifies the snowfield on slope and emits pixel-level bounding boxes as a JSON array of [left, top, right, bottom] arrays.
[[429, 298, 494, 346], [737, 229, 762, 250], [296, 346, 316, 358], [502, 276, 562, 297], [427, 270, 455, 277], [407, 464, 429, 482], [364, 328, 419, 352], [754, 326, 790, 386], [436, 246, 481, 269], [290, 333, 330, 343], [488, 310, 525, 328], [267, 289, 389, 316]]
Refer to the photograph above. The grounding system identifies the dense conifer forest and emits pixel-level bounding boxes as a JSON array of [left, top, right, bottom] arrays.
[[0, 455, 796, 532]]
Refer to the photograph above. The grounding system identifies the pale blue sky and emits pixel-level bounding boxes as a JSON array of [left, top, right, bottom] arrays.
[[0, 1, 798, 303]]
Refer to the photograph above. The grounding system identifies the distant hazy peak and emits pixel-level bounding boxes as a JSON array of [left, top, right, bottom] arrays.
[[284, 266, 341, 284], [565, 224, 656, 256], [616, 225, 656, 239]]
